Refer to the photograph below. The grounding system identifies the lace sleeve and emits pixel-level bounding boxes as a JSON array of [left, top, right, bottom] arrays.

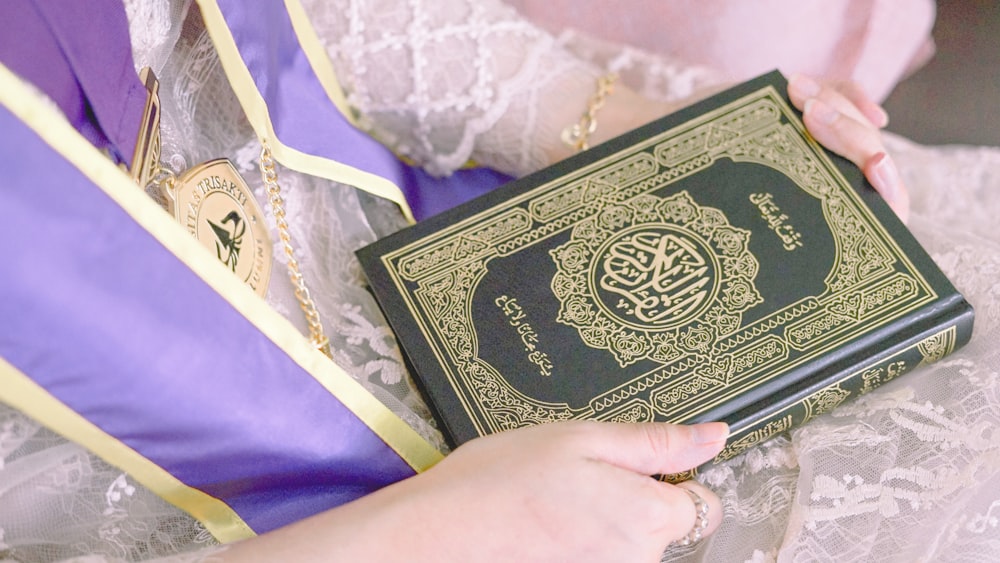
[[300, 0, 724, 178], [0, 400, 220, 562]]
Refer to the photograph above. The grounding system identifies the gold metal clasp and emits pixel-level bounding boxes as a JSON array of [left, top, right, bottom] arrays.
[[130, 67, 162, 189]]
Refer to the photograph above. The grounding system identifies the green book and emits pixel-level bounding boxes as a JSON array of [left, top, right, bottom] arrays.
[[357, 71, 974, 474]]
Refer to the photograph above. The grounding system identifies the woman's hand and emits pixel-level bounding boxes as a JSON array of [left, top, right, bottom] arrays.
[[222, 420, 729, 562], [788, 74, 910, 223], [554, 74, 909, 223]]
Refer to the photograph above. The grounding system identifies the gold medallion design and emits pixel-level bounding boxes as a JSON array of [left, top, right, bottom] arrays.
[[165, 159, 273, 297], [550, 191, 761, 367], [595, 225, 718, 330], [131, 68, 272, 298]]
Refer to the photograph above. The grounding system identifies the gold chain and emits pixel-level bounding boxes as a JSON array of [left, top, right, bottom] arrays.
[[258, 142, 332, 358], [560, 73, 618, 152], [149, 166, 176, 196]]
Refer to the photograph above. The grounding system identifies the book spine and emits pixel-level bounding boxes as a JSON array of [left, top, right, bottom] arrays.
[[700, 301, 975, 474]]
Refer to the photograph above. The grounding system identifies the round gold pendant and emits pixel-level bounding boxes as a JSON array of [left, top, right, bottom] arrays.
[[165, 159, 273, 297]]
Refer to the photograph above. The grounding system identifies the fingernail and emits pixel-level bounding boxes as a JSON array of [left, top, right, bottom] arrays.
[[872, 105, 890, 128], [866, 152, 899, 203], [690, 422, 730, 445], [804, 98, 839, 125], [789, 74, 821, 99]]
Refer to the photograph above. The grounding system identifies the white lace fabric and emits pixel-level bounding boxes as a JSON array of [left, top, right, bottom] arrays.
[[298, 0, 724, 179], [2, 1, 1000, 562], [300, 0, 589, 178], [0, 412, 218, 563]]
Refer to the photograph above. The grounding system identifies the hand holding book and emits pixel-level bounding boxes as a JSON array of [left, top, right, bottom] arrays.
[[561, 73, 910, 222], [359, 71, 973, 477], [786, 74, 910, 222], [222, 421, 729, 560]]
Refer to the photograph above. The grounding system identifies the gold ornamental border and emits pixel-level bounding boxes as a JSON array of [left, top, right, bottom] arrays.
[[715, 326, 958, 462], [380, 85, 937, 438]]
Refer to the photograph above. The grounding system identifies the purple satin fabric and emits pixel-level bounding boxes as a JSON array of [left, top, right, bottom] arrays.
[[215, 0, 512, 219], [0, 0, 147, 165], [0, 104, 418, 533], [0, 0, 513, 531]]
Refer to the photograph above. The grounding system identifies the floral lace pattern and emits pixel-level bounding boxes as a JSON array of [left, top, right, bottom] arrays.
[[0, 407, 217, 562], [301, 0, 606, 178], [302, 0, 727, 179]]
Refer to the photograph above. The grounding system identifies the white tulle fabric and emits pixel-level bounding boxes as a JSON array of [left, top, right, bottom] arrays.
[[1, 1, 999, 561]]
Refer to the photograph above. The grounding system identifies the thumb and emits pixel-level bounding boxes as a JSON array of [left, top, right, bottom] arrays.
[[583, 421, 729, 476]]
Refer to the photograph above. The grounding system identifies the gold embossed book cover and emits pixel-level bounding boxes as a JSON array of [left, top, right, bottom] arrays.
[[357, 72, 974, 465]]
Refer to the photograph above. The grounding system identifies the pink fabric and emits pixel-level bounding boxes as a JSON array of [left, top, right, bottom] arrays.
[[506, 0, 936, 102]]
